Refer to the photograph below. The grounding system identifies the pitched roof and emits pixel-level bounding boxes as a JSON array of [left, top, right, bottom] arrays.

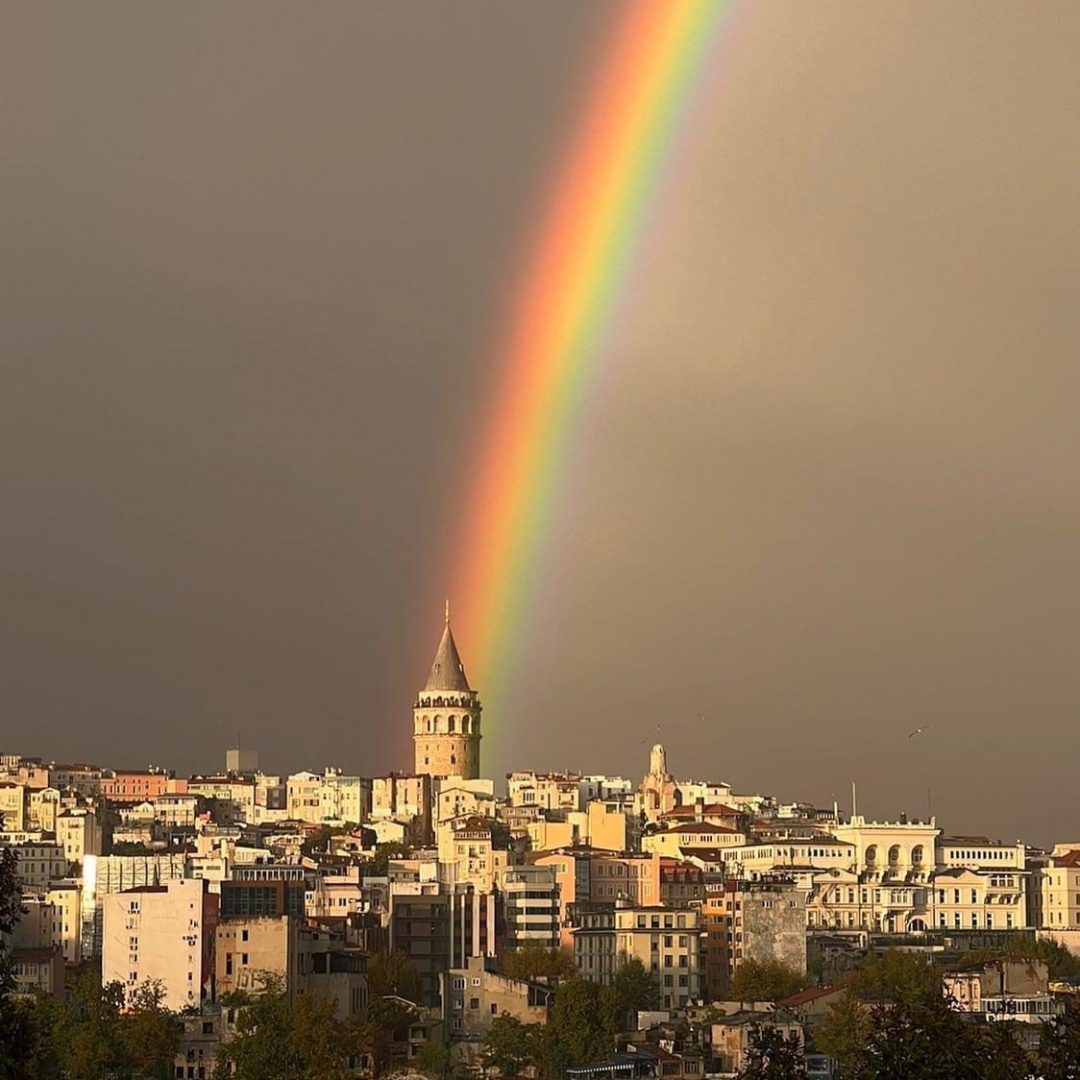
[[779, 984, 843, 1008], [424, 618, 472, 692]]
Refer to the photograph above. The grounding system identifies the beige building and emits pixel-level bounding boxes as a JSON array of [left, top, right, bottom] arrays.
[[833, 815, 939, 882], [102, 878, 218, 1011], [46, 881, 83, 963], [436, 780, 497, 825], [711, 1012, 803, 1074], [507, 772, 581, 812], [437, 816, 509, 891], [0, 783, 26, 831], [413, 612, 482, 781], [573, 903, 702, 1010], [56, 808, 104, 866], [27, 787, 60, 833], [933, 868, 1027, 932], [6, 841, 68, 892], [644, 823, 744, 858], [442, 956, 553, 1041], [1039, 846, 1080, 930]]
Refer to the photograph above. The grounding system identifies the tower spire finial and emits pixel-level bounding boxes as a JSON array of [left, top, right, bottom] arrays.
[[445, 598, 450, 625]]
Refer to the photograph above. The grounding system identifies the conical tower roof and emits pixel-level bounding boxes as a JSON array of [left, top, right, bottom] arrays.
[[424, 606, 472, 692]]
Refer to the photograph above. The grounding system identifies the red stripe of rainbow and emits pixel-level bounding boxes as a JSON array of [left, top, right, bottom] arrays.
[[448, 1, 738, 745]]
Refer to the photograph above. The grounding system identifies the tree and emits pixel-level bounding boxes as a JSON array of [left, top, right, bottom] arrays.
[[847, 993, 994, 1080], [500, 945, 575, 982], [546, 977, 611, 1070], [120, 981, 182, 1079], [416, 1036, 454, 1080], [218, 974, 355, 1079], [364, 842, 412, 878], [730, 960, 809, 1004], [1035, 998, 1080, 1080], [607, 959, 659, 1030], [815, 990, 871, 1080], [64, 974, 130, 1079], [483, 1014, 545, 1076], [367, 950, 422, 1002], [736, 1022, 807, 1079], [0, 845, 30, 1078], [845, 950, 937, 1005]]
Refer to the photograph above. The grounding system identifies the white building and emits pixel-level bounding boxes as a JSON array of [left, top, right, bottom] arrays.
[[497, 864, 559, 948], [102, 878, 217, 1011]]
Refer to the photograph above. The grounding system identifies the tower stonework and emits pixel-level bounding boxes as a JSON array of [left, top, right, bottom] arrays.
[[413, 609, 481, 780]]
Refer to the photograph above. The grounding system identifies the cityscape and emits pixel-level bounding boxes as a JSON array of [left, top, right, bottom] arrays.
[[2, 616, 1079, 1076], [4, 1, 1079, 1077]]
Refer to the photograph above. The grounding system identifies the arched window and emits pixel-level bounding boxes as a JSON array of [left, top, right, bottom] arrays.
[[888, 844, 901, 866], [911, 845, 925, 867], [448, 716, 456, 733], [434, 715, 443, 732], [461, 717, 470, 734], [866, 845, 878, 868], [450, 754, 457, 765], [425, 719, 432, 734]]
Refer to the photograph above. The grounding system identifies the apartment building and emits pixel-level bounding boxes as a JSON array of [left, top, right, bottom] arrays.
[[441, 955, 553, 1040], [102, 878, 219, 1011], [507, 771, 581, 812], [100, 770, 172, 804], [497, 864, 559, 949], [572, 902, 702, 1010], [703, 880, 807, 1000]]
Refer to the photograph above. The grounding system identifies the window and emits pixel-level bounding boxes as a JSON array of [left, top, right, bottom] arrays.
[[241, 929, 249, 942], [490, 1004, 498, 1015], [469, 998, 480, 1010]]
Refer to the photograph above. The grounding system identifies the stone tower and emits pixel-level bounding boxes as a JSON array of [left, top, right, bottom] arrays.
[[413, 605, 482, 780]]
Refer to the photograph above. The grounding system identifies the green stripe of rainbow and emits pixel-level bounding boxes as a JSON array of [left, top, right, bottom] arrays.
[[448, 1, 739, 750]]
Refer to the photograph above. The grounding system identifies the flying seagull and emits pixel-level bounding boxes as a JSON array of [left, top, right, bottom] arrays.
[[908, 725, 931, 739]]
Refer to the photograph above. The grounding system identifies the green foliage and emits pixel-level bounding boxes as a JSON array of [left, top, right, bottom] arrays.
[[499, 944, 575, 982], [845, 950, 938, 1004], [218, 973, 356, 1079], [300, 824, 351, 857], [0, 845, 31, 1078], [366, 951, 422, 1002], [546, 976, 612, 1070], [483, 1014, 545, 1076], [415, 1036, 453, 1079], [608, 959, 658, 1028], [538, 963, 658, 1074], [815, 990, 871, 1080], [15, 971, 180, 1080], [730, 959, 810, 1004], [110, 841, 158, 856], [364, 842, 412, 878], [736, 1022, 807, 1079], [119, 981, 182, 1078], [1035, 998, 1080, 1079]]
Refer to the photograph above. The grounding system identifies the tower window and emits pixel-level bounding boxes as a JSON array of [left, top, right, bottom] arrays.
[[451, 755, 456, 765], [448, 716, 456, 733]]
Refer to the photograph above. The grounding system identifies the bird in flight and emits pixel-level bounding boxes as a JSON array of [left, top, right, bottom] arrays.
[[908, 725, 931, 739]]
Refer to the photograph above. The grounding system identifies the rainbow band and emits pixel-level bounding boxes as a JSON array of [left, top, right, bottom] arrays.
[[450, 1, 738, 745]]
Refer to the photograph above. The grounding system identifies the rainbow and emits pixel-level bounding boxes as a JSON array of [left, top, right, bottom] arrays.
[[447, 1, 739, 744]]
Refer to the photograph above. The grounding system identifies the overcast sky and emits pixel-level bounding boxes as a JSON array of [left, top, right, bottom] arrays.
[[3, 3, 1078, 845]]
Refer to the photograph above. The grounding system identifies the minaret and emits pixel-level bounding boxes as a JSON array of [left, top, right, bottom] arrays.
[[413, 604, 482, 780]]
